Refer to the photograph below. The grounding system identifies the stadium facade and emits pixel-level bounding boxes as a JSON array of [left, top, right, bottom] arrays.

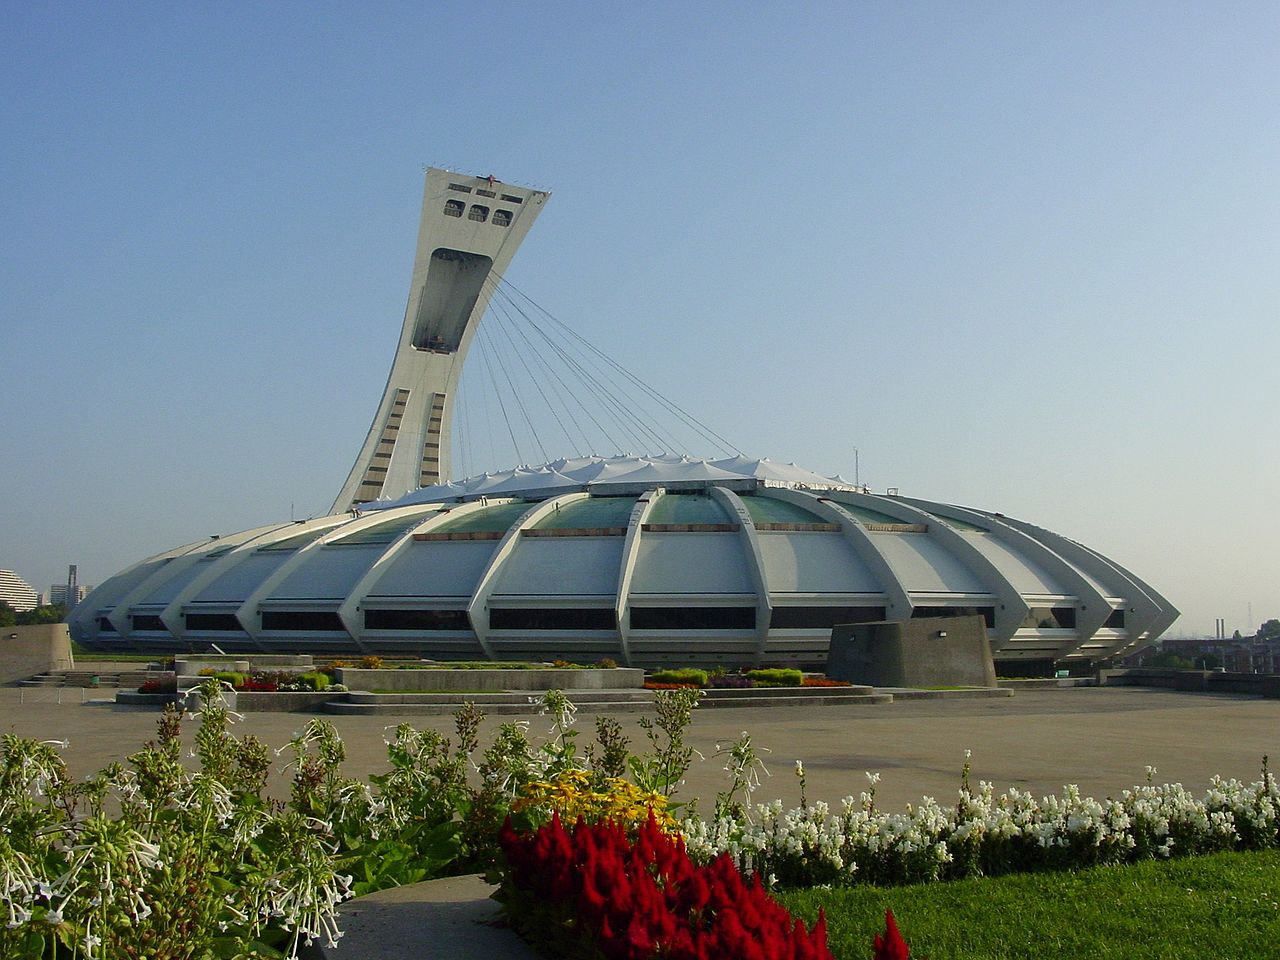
[[71, 171, 1178, 669]]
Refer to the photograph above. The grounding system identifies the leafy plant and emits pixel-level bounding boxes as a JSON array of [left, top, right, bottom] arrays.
[[746, 668, 804, 687], [0, 683, 352, 959], [629, 687, 703, 804], [650, 668, 709, 686]]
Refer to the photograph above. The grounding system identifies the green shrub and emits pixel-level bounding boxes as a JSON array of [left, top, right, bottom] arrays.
[[746, 668, 803, 687], [299, 671, 331, 691], [649, 668, 709, 686], [212, 670, 248, 688]]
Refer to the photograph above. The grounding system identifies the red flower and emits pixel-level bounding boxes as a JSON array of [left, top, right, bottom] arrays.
[[497, 810, 838, 960], [873, 910, 910, 960]]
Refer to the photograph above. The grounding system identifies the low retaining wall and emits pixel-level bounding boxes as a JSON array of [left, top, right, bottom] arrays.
[[174, 655, 314, 676], [334, 667, 643, 692], [1101, 668, 1280, 698], [116, 691, 178, 706], [232, 691, 342, 712], [117, 689, 344, 712]]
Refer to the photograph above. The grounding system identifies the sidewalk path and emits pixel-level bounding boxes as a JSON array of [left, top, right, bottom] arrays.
[[1, 686, 1276, 812], [303, 874, 534, 960]]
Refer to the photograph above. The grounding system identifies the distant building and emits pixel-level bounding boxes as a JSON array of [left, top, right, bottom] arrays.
[[1124, 635, 1280, 675], [48, 583, 92, 607], [0, 570, 39, 613]]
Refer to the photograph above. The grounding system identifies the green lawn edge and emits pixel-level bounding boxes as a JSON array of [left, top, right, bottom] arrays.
[[778, 849, 1280, 960]]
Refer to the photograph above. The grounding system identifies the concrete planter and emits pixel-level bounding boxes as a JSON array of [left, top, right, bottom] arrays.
[[174, 655, 315, 676], [115, 691, 178, 706], [334, 667, 643, 692], [232, 691, 344, 712]]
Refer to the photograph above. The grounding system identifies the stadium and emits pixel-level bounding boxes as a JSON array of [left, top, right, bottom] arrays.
[[71, 170, 1178, 670]]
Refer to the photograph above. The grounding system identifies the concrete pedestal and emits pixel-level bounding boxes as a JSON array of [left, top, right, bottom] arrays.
[[826, 616, 997, 688]]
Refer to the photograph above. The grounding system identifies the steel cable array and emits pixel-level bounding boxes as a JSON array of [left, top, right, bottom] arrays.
[[454, 276, 741, 476]]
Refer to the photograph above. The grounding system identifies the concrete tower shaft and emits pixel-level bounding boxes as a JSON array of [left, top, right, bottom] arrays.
[[332, 169, 550, 512]]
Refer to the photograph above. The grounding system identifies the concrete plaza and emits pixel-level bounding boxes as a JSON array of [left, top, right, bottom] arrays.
[[2, 685, 1276, 811]]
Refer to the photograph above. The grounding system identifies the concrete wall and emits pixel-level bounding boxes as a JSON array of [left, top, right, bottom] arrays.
[[826, 616, 997, 688], [1101, 668, 1280, 698], [1, 624, 75, 684], [335, 666, 644, 692], [173, 655, 314, 676]]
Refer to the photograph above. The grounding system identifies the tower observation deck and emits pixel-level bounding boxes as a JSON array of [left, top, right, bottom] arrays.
[[331, 169, 550, 512]]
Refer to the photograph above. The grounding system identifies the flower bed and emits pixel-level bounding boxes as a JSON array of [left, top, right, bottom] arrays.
[[335, 665, 642, 692], [706, 672, 754, 688], [682, 760, 1280, 889], [496, 811, 836, 960], [199, 668, 333, 692], [647, 668, 844, 690]]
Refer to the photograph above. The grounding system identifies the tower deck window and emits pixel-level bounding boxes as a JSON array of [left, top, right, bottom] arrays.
[[447, 183, 472, 193], [493, 209, 512, 227], [468, 204, 489, 222], [475, 188, 496, 198], [500, 194, 523, 203], [443, 199, 464, 217]]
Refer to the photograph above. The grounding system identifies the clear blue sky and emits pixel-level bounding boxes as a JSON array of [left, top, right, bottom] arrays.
[[2, 1, 1276, 637]]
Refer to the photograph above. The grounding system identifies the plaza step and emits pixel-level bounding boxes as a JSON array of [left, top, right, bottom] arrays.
[[324, 685, 896, 715], [19, 670, 154, 688], [698, 690, 893, 707], [699, 684, 875, 700], [326, 688, 656, 716]]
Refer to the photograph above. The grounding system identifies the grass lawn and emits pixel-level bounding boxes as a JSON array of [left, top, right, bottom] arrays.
[[70, 641, 161, 662], [779, 850, 1280, 960]]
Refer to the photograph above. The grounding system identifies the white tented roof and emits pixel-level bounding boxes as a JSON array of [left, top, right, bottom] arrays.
[[362, 454, 856, 510]]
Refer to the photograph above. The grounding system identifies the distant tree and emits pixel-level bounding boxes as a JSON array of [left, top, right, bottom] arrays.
[[15, 603, 67, 625], [1258, 619, 1280, 641], [1147, 650, 1194, 670], [0, 602, 15, 628], [1232, 630, 1243, 641], [1198, 652, 1222, 670]]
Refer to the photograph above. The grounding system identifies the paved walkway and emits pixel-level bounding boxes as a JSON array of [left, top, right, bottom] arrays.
[[2, 685, 1277, 811], [301, 874, 533, 960]]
